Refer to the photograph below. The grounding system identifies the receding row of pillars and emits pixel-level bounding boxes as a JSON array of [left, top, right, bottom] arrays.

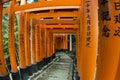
[[1, 0, 120, 80], [0, 1, 69, 80]]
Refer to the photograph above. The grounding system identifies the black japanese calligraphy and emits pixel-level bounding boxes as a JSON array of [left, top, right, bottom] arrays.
[[86, 8, 90, 13], [114, 14, 120, 23], [102, 11, 111, 21], [86, 1, 91, 7], [85, 0, 91, 48], [87, 26, 91, 30], [100, 0, 108, 6], [102, 25, 110, 38], [87, 31, 91, 36], [86, 37, 91, 42], [86, 43, 90, 47], [114, 27, 120, 37], [87, 19, 91, 25]]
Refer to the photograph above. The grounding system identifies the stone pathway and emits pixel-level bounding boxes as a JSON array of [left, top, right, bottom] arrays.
[[30, 52, 73, 80]]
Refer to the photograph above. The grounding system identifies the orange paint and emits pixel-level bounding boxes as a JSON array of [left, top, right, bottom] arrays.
[[0, 1, 7, 75], [25, 13, 31, 66], [35, 24, 40, 62], [78, 0, 98, 79], [96, 0, 120, 80], [8, 0, 18, 72], [18, 12, 26, 68], [31, 23, 36, 64]]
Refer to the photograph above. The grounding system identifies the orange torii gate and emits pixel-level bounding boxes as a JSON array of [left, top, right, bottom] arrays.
[[1, 0, 120, 80], [0, 1, 10, 80], [45, 28, 77, 62], [54, 34, 68, 52]]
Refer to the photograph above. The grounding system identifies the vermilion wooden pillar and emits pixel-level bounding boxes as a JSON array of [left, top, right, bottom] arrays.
[[31, 23, 38, 72], [19, 11, 30, 80], [41, 25, 45, 61], [0, 1, 9, 79], [65, 34, 68, 51], [19, 12, 26, 69], [46, 29, 51, 63], [35, 24, 40, 63], [96, 0, 120, 80], [8, 0, 18, 73], [25, 13, 31, 68], [18, 2, 29, 80], [8, 0, 21, 80], [78, 0, 98, 79]]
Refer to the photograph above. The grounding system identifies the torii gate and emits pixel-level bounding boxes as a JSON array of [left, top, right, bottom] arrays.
[[0, 0, 120, 80]]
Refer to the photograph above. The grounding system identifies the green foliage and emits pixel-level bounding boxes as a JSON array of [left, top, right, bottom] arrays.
[[2, 14, 18, 60]]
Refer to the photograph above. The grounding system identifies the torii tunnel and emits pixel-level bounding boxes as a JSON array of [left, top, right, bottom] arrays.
[[0, 0, 120, 80]]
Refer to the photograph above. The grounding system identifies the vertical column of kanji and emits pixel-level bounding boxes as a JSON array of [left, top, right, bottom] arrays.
[[25, 13, 32, 76], [80, 0, 98, 79], [96, 0, 120, 80], [8, 0, 21, 80], [0, 1, 10, 80]]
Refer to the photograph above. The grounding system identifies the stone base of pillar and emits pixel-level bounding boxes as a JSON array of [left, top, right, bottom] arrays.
[[26, 65, 33, 76], [37, 61, 42, 70], [20, 67, 29, 80], [11, 71, 20, 80], [31, 64, 38, 74], [0, 74, 10, 80]]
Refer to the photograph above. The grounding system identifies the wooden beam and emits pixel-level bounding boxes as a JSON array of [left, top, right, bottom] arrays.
[[30, 12, 78, 19], [3, 0, 80, 14], [47, 28, 77, 34], [45, 24, 78, 29], [33, 19, 79, 24]]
